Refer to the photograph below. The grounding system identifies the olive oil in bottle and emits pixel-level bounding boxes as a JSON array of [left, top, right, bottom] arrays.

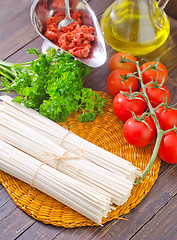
[[100, 0, 170, 55]]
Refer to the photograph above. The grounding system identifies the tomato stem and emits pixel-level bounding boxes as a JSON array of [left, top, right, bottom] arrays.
[[134, 59, 177, 184], [134, 61, 165, 184], [120, 56, 136, 65], [164, 126, 177, 134], [134, 129, 164, 184], [140, 60, 159, 74], [153, 102, 166, 110]]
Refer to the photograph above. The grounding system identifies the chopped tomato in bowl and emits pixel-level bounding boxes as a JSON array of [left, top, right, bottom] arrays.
[[44, 10, 95, 58]]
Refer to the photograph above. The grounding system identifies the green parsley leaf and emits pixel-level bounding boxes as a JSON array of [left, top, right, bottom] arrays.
[[0, 48, 106, 122]]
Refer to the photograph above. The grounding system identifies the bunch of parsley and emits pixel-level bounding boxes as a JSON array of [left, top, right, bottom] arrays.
[[0, 48, 106, 122]]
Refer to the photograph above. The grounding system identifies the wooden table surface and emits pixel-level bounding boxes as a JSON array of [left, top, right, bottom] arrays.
[[0, 0, 177, 239]]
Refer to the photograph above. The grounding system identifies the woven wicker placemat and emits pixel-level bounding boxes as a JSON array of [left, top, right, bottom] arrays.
[[0, 92, 161, 228]]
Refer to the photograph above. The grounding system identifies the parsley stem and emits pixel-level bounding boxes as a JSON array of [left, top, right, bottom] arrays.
[[13, 62, 30, 66], [0, 65, 15, 79], [0, 69, 14, 81], [0, 88, 7, 91], [0, 59, 13, 67]]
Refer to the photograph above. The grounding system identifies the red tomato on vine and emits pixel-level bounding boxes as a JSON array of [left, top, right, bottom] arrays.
[[140, 83, 171, 108], [113, 92, 145, 122], [107, 69, 138, 97], [108, 52, 137, 72], [158, 131, 177, 164], [123, 115, 156, 147], [155, 106, 177, 130], [140, 61, 168, 85]]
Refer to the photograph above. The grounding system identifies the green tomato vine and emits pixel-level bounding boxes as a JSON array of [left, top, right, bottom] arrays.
[[125, 59, 177, 184]]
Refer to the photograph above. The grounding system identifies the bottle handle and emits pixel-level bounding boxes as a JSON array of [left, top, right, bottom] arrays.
[[158, 0, 170, 9]]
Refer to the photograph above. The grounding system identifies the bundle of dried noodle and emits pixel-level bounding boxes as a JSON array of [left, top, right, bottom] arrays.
[[0, 96, 141, 209], [0, 141, 112, 225]]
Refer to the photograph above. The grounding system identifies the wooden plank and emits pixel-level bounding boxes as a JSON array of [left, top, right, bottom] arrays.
[[0, 198, 17, 222], [165, 0, 177, 19], [0, 188, 13, 208], [5, 37, 44, 63], [165, 70, 177, 105], [0, 0, 37, 60], [89, 0, 112, 18], [0, 183, 18, 222], [0, 207, 35, 240], [53, 226, 103, 240], [16, 222, 64, 240], [0, 0, 32, 23], [131, 195, 177, 240]]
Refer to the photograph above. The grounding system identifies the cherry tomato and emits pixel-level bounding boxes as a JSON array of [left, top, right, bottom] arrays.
[[108, 52, 137, 72], [155, 106, 177, 130], [158, 131, 177, 164], [113, 92, 145, 122], [123, 115, 156, 147], [140, 83, 171, 108], [140, 61, 168, 85], [106, 69, 138, 98]]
